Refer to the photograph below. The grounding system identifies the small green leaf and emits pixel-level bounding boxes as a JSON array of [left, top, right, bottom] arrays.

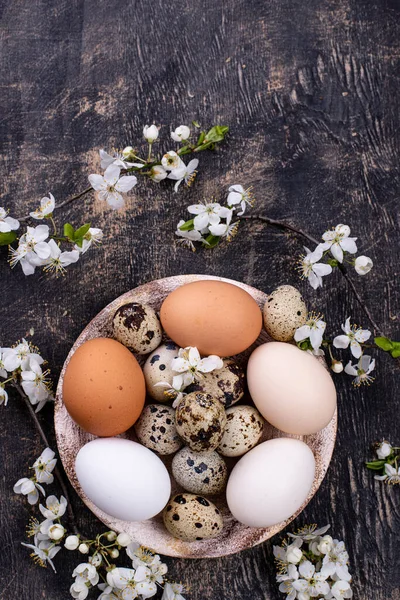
[[196, 132, 206, 146], [0, 231, 17, 246], [178, 219, 195, 232], [204, 125, 229, 143], [177, 145, 190, 154], [327, 258, 339, 268], [75, 239, 83, 248], [74, 223, 91, 239], [374, 336, 394, 351], [391, 347, 400, 359], [192, 120, 201, 128], [204, 234, 220, 248], [365, 460, 386, 470], [63, 223, 75, 240]]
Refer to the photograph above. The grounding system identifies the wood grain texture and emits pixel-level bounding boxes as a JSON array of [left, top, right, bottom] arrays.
[[0, 0, 399, 599]]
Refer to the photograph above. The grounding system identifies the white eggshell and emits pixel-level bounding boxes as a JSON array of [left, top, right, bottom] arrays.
[[75, 438, 171, 521], [226, 438, 315, 527]]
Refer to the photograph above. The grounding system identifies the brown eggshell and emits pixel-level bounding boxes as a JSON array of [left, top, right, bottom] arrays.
[[160, 280, 262, 357], [62, 338, 145, 437]]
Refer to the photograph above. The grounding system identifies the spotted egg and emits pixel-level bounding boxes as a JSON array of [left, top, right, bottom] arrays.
[[163, 493, 223, 541], [143, 342, 180, 402], [113, 302, 162, 354], [134, 404, 183, 455], [185, 359, 245, 408], [172, 447, 228, 495], [218, 405, 264, 457], [175, 392, 227, 452], [263, 285, 308, 342]]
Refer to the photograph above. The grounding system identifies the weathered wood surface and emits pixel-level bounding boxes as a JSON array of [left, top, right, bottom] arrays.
[[1, 0, 399, 598]]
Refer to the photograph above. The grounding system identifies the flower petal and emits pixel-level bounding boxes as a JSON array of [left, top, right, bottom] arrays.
[[193, 213, 209, 231], [333, 335, 350, 349], [330, 243, 344, 263], [115, 175, 138, 192]]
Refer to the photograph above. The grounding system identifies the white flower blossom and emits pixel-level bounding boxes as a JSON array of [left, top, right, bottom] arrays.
[[167, 158, 198, 192], [150, 165, 168, 182], [344, 354, 375, 386], [71, 562, 99, 600], [292, 560, 330, 597], [187, 202, 231, 231], [42, 239, 80, 275], [208, 210, 239, 242], [21, 358, 53, 412], [333, 317, 371, 359], [89, 164, 137, 210], [161, 151, 182, 171], [29, 193, 56, 220], [0, 207, 20, 232], [74, 227, 104, 255], [116, 532, 131, 547], [106, 566, 157, 600], [2, 339, 43, 372], [79, 543, 90, 554], [99, 149, 143, 171], [40, 521, 65, 541], [171, 125, 191, 142], [277, 564, 299, 600], [33, 447, 57, 484], [294, 314, 326, 351], [322, 224, 357, 263], [374, 463, 400, 484], [65, 535, 80, 550], [21, 535, 61, 572], [376, 441, 392, 460], [14, 477, 45, 505], [321, 540, 352, 581], [175, 220, 207, 251], [326, 580, 353, 599], [299, 244, 332, 289], [155, 372, 193, 408], [9, 225, 51, 275], [89, 553, 102, 567], [143, 124, 159, 143], [161, 582, 186, 600], [172, 347, 223, 383], [39, 495, 67, 520], [227, 184, 254, 216], [354, 255, 373, 275], [288, 524, 331, 541], [317, 535, 334, 555], [0, 348, 8, 378]]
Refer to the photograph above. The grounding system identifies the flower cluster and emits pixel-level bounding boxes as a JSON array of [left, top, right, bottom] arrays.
[[0, 339, 53, 410], [294, 315, 376, 386], [366, 441, 400, 484], [89, 123, 229, 209], [15, 446, 186, 599], [155, 346, 223, 406], [175, 185, 254, 251], [274, 524, 353, 600], [298, 224, 373, 290]]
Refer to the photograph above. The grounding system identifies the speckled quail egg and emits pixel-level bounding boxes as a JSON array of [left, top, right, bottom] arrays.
[[172, 447, 228, 495], [143, 342, 180, 402], [218, 405, 264, 457], [113, 302, 162, 354], [263, 285, 307, 342], [163, 493, 223, 541], [175, 392, 227, 452], [134, 404, 182, 455], [185, 359, 245, 408]]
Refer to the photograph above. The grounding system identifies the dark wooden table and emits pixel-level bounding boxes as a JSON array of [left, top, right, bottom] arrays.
[[1, 1, 399, 598]]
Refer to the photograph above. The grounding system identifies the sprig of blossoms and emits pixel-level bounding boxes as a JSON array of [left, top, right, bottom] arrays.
[[366, 441, 400, 485], [175, 184, 254, 251], [298, 224, 373, 290], [0, 339, 53, 411], [274, 524, 353, 600]]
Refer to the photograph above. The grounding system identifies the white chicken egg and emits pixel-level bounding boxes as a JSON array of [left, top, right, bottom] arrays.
[[226, 438, 315, 528], [75, 438, 171, 521]]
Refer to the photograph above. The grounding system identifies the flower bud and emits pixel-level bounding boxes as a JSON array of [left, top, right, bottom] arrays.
[[78, 543, 90, 554], [161, 151, 181, 171], [65, 535, 80, 550], [171, 125, 191, 142], [106, 531, 117, 542], [309, 540, 321, 555], [377, 441, 392, 460], [331, 360, 344, 374], [355, 255, 373, 275], [116, 532, 132, 547], [317, 535, 333, 555], [143, 125, 159, 143], [109, 548, 119, 559], [49, 524, 65, 541], [150, 165, 168, 182], [89, 553, 102, 567], [122, 146, 136, 161], [286, 545, 302, 564]]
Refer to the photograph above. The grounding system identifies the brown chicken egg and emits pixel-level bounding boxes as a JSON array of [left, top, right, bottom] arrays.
[[62, 338, 145, 437], [160, 280, 262, 357]]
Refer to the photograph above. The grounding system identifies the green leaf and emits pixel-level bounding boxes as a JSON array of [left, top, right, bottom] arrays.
[[204, 234, 220, 248], [74, 223, 91, 240], [178, 219, 195, 232], [374, 336, 394, 351], [63, 223, 75, 240], [391, 347, 400, 359], [365, 460, 386, 471], [204, 125, 229, 143], [196, 132, 206, 146], [75, 239, 83, 248], [192, 120, 201, 128], [0, 231, 17, 246]]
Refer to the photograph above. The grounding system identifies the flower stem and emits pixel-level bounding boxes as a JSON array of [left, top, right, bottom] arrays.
[[11, 382, 80, 535], [241, 214, 383, 335], [50, 216, 57, 236]]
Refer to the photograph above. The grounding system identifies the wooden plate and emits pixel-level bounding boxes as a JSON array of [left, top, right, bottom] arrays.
[[55, 274, 337, 558]]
